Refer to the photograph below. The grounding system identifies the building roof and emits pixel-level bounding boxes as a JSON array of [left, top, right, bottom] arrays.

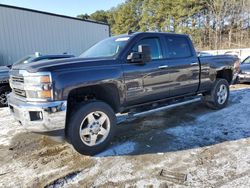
[[0, 4, 109, 26]]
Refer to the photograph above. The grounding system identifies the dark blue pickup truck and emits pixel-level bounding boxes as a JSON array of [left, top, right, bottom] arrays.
[[8, 32, 238, 155]]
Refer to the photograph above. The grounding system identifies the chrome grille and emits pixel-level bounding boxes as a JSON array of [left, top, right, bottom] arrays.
[[10, 72, 26, 99], [11, 76, 24, 83], [13, 88, 26, 97]]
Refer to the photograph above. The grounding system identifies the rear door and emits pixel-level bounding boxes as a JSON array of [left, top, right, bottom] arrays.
[[164, 35, 200, 97]]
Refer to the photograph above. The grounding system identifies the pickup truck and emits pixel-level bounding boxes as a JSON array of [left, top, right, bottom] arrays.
[[238, 56, 250, 83], [8, 32, 238, 155], [0, 53, 74, 107]]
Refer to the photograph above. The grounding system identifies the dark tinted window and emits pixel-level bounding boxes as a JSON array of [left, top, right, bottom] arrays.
[[131, 38, 163, 60], [165, 36, 192, 58]]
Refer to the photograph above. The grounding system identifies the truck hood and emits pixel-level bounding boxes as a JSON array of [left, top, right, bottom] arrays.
[[0, 66, 10, 73], [0, 66, 10, 82], [11, 57, 117, 73]]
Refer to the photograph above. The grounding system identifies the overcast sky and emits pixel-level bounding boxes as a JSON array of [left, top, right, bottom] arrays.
[[0, 0, 125, 16]]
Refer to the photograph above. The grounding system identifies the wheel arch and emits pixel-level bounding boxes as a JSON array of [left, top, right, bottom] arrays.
[[65, 83, 120, 129], [216, 68, 233, 84]]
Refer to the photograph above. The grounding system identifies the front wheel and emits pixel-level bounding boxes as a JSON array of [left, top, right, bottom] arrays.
[[67, 101, 116, 155], [203, 79, 229, 110]]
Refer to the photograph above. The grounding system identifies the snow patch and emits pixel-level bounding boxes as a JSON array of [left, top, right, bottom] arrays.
[[164, 89, 250, 150], [0, 109, 23, 146], [96, 141, 136, 157]]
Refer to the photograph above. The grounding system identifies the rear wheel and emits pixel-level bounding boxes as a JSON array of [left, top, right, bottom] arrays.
[[67, 101, 116, 155], [0, 85, 11, 107], [203, 79, 229, 110]]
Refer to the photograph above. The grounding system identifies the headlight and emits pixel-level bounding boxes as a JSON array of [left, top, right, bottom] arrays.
[[24, 75, 51, 85], [23, 72, 53, 101]]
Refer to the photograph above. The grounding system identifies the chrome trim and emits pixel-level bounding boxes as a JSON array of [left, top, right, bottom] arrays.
[[116, 97, 202, 124], [8, 93, 66, 132], [131, 97, 201, 118], [158, 65, 168, 69], [190, 62, 199, 66], [240, 72, 250, 75], [19, 70, 52, 77], [239, 73, 250, 78]]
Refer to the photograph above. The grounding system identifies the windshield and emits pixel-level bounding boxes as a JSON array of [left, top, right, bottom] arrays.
[[243, 57, 250, 64], [80, 36, 130, 58], [13, 56, 32, 65]]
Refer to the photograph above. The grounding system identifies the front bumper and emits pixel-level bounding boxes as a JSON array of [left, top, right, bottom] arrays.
[[8, 93, 67, 132], [238, 73, 250, 83]]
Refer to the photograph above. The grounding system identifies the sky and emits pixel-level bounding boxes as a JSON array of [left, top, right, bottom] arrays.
[[0, 0, 125, 17]]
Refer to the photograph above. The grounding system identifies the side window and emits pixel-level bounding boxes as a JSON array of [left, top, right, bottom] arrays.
[[165, 36, 192, 58], [131, 38, 163, 60]]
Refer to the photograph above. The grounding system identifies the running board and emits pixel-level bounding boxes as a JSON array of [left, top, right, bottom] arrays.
[[117, 96, 202, 124]]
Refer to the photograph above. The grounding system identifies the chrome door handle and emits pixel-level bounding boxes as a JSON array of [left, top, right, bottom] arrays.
[[190, 62, 198, 66], [158, 65, 168, 69]]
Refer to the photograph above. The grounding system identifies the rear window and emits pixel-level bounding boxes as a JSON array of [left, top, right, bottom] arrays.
[[165, 36, 192, 58]]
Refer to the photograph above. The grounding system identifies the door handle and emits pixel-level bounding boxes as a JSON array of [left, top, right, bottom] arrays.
[[158, 65, 168, 69], [190, 62, 198, 66]]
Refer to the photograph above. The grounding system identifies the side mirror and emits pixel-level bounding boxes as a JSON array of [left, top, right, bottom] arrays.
[[127, 45, 152, 63]]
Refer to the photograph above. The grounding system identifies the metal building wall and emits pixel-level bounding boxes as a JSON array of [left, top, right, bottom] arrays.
[[0, 5, 110, 66]]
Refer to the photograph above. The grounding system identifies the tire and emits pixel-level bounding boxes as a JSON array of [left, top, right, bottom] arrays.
[[67, 101, 116, 155], [203, 79, 229, 110], [0, 85, 11, 107]]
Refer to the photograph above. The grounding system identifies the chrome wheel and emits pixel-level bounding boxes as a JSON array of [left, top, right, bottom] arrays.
[[79, 111, 110, 146], [217, 84, 228, 104]]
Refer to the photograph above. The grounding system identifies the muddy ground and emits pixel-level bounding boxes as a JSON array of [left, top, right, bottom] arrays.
[[0, 84, 250, 188]]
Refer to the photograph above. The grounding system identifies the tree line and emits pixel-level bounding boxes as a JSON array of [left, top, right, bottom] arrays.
[[77, 0, 250, 50]]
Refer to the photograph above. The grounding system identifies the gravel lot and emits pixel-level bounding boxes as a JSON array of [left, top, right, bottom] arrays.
[[0, 84, 250, 187]]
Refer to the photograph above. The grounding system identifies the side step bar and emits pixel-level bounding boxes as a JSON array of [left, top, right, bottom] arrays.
[[117, 96, 202, 124]]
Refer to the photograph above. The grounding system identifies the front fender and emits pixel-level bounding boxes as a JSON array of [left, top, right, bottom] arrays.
[[52, 64, 125, 104]]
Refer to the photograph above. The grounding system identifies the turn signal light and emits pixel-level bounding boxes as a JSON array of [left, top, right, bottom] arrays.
[[40, 76, 51, 83], [38, 90, 52, 98]]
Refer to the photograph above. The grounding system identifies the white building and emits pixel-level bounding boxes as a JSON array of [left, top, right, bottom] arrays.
[[0, 4, 110, 66]]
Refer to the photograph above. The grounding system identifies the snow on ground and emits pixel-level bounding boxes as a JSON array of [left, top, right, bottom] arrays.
[[0, 108, 24, 146], [165, 88, 250, 150], [0, 85, 250, 187]]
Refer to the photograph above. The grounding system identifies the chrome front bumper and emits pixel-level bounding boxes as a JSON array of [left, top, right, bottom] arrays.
[[8, 93, 67, 132], [238, 73, 250, 82]]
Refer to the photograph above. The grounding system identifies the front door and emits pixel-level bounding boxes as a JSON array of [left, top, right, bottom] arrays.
[[122, 37, 170, 106]]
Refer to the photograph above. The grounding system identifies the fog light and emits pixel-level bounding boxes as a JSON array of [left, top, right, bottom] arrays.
[[30, 111, 43, 121], [51, 107, 57, 113]]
